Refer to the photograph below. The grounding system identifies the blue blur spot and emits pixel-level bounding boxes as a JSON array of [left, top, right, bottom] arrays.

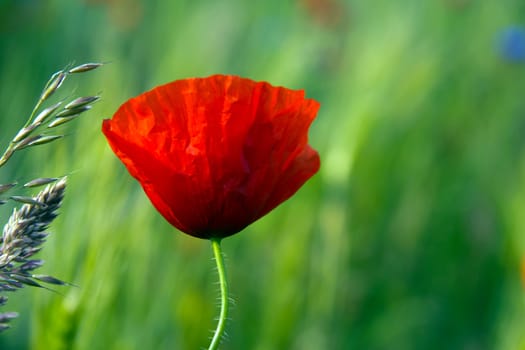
[[498, 26, 525, 62]]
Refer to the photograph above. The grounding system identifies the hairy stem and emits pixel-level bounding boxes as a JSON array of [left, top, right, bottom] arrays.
[[208, 238, 229, 350]]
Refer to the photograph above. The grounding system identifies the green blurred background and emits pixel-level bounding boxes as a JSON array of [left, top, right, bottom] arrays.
[[1, 0, 525, 349]]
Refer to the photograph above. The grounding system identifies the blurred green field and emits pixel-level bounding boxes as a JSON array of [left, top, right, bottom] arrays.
[[1, 0, 525, 349]]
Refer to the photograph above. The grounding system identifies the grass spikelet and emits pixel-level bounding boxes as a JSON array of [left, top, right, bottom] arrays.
[[24, 178, 59, 188], [13, 135, 64, 151], [12, 125, 39, 143], [47, 116, 79, 128], [39, 71, 67, 102], [68, 62, 104, 73], [55, 105, 92, 118], [64, 96, 100, 109], [32, 102, 63, 125]]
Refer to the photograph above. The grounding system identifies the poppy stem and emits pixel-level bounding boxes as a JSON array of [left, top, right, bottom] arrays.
[[208, 238, 229, 350]]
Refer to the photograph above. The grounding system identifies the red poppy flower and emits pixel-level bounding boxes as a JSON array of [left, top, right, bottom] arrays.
[[102, 75, 320, 239]]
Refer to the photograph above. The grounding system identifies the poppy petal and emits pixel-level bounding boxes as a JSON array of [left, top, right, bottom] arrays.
[[103, 75, 320, 239]]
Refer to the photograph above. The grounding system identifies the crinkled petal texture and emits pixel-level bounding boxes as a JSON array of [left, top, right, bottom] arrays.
[[102, 75, 320, 239]]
